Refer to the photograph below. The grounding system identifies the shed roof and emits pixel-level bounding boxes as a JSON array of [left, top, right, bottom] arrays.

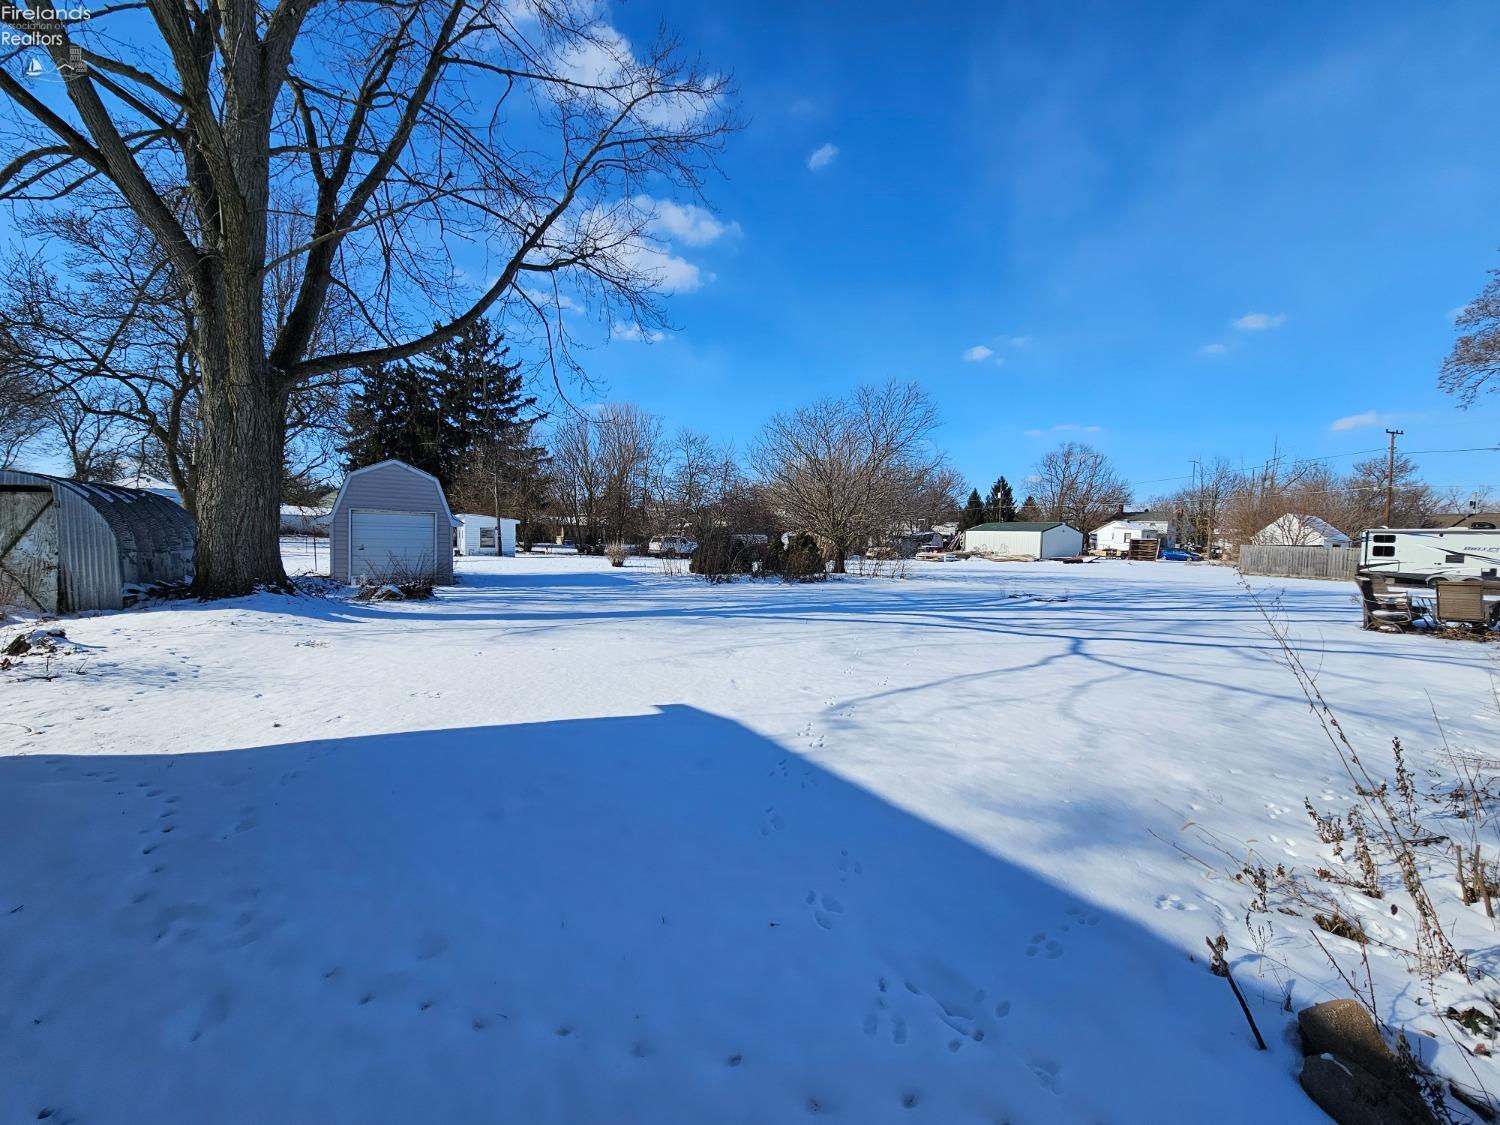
[[966, 521, 1069, 532], [331, 459, 460, 527]]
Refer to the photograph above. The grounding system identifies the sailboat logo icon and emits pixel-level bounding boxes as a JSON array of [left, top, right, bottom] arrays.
[[24, 56, 45, 80]]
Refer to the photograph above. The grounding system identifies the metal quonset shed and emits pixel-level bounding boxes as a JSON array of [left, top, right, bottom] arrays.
[[0, 470, 196, 613], [329, 459, 457, 585]]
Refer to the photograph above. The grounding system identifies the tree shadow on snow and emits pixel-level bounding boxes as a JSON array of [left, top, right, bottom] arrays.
[[0, 706, 1322, 1124]]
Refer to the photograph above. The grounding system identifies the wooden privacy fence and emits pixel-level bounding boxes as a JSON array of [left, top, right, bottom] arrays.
[[1237, 544, 1360, 581]]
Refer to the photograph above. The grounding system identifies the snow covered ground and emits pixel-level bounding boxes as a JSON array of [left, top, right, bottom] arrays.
[[2, 550, 1495, 1122]]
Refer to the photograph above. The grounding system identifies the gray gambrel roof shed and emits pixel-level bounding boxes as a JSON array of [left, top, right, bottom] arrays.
[[329, 459, 457, 585], [0, 470, 196, 613]]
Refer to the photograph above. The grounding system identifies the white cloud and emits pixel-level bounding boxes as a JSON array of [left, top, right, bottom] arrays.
[[1198, 342, 1228, 356], [624, 242, 703, 292], [962, 345, 995, 362], [1001, 335, 1032, 348], [1233, 312, 1286, 331], [613, 322, 666, 344], [1448, 304, 1471, 323], [807, 143, 839, 171], [636, 197, 741, 247], [1329, 410, 1391, 432]]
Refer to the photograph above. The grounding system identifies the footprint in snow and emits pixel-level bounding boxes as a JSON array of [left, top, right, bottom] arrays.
[[1025, 931, 1064, 959], [1154, 894, 1197, 912], [805, 890, 843, 930]]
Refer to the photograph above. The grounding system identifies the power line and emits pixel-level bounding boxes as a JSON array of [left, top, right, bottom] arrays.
[[1132, 443, 1498, 491]]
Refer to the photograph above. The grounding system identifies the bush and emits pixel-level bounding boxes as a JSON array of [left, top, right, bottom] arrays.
[[690, 529, 765, 582], [778, 532, 827, 583], [605, 541, 631, 568]]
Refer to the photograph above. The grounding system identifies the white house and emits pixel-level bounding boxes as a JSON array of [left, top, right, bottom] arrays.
[[454, 513, 518, 557], [1253, 513, 1351, 548], [961, 521, 1084, 559], [1092, 519, 1161, 553]]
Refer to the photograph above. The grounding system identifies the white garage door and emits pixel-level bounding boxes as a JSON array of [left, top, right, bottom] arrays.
[[350, 510, 435, 582]]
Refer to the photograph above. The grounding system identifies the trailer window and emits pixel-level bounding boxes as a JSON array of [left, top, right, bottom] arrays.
[[1372, 545, 1395, 557], [1446, 553, 1464, 563], [1372, 534, 1396, 543]]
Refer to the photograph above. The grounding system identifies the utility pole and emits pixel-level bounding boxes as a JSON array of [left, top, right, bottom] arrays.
[[1383, 428, 1404, 526]]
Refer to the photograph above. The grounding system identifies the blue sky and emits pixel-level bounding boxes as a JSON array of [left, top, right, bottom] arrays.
[[573, 0, 1500, 501]]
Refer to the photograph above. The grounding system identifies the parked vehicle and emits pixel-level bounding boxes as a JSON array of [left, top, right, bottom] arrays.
[[648, 535, 698, 558], [1359, 528, 1500, 583], [1159, 548, 1202, 562]]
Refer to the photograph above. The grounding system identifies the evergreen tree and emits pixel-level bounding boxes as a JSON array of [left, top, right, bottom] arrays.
[[340, 360, 444, 479], [985, 476, 1017, 523], [958, 488, 986, 531], [1017, 494, 1042, 521], [340, 318, 543, 506]]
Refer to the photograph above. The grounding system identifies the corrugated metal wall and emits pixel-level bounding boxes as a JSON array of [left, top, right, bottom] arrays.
[[0, 471, 195, 611], [329, 461, 455, 583]]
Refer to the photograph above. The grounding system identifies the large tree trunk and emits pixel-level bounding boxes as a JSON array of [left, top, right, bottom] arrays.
[[190, 266, 288, 597], [193, 382, 288, 596]]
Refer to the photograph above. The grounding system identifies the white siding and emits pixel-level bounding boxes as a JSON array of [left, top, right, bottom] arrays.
[[1039, 525, 1084, 558], [454, 513, 519, 557], [963, 529, 1043, 557]]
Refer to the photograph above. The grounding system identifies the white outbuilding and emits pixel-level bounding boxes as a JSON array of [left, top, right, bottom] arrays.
[[329, 459, 458, 585], [454, 513, 518, 557], [1252, 513, 1351, 548], [961, 521, 1084, 560]]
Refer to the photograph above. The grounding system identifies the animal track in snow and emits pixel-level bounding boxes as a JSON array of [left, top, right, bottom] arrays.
[[760, 806, 784, 836], [1024, 931, 1064, 959], [836, 850, 863, 877], [1028, 1056, 1062, 1093], [1154, 894, 1198, 912], [805, 890, 843, 930]]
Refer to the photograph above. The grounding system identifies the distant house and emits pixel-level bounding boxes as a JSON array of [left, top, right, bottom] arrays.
[[1093, 519, 1164, 554], [1122, 509, 1177, 546], [1253, 514, 1351, 548], [454, 513, 518, 557], [280, 505, 332, 536], [961, 521, 1084, 560]]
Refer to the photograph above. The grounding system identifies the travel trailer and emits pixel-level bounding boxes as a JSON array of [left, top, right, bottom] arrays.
[[1359, 527, 1500, 582]]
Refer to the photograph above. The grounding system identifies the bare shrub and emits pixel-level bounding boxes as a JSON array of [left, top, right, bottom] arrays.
[[355, 554, 436, 600], [605, 542, 631, 568]]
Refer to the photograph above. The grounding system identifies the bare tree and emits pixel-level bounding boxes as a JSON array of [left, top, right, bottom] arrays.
[[1028, 443, 1131, 534], [0, 335, 47, 467], [41, 395, 131, 482], [0, 1, 733, 593], [1441, 259, 1500, 404], [752, 381, 946, 573], [549, 403, 661, 551]]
